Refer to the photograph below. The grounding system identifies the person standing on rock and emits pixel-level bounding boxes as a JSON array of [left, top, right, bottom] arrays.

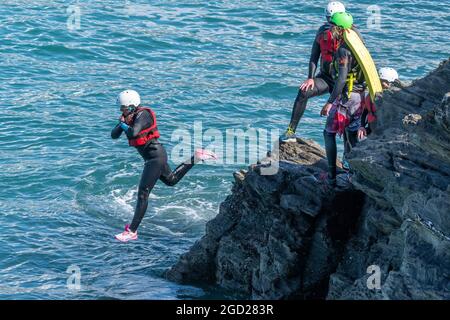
[[280, 2, 364, 142], [111, 90, 217, 242], [320, 12, 365, 186]]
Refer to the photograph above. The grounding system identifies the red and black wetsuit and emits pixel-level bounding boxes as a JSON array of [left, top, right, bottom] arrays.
[[111, 107, 197, 232]]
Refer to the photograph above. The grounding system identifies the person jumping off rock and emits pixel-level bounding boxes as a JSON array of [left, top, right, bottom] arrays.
[[111, 90, 217, 242]]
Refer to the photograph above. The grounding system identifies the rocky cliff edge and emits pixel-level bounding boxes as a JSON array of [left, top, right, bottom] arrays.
[[166, 59, 450, 300]]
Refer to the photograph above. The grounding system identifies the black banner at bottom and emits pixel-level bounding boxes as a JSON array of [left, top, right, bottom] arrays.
[[1, 300, 447, 318]]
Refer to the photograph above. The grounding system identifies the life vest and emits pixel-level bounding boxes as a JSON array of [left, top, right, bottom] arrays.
[[125, 107, 160, 147], [318, 27, 340, 63], [362, 94, 377, 123], [332, 58, 364, 98]]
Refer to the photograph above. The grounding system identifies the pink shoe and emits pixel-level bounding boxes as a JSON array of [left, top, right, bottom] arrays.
[[195, 149, 218, 161], [115, 224, 138, 242]]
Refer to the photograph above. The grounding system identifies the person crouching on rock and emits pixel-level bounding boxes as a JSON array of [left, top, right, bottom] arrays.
[[357, 68, 400, 141], [111, 90, 217, 242], [338, 68, 401, 170], [320, 12, 365, 187]]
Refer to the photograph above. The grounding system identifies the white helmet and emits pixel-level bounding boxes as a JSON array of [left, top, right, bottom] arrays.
[[116, 89, 141, 108], [378, 67, 399, 83], [325, 1, 346, 18]]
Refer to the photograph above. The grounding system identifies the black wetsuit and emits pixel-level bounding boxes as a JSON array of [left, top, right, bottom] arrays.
[[323, 43, 365, 181], [111, 109, 197, 232], [288, 24, 363, 131]]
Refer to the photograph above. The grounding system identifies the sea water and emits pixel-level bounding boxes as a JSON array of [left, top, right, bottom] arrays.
[[0, 0, 448, 299]]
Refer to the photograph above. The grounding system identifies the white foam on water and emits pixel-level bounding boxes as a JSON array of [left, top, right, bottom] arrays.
[[110, 188, 135, 212]]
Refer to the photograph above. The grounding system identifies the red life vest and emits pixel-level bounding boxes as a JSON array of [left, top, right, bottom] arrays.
[[362, 95, 377, 123], [318, 28, 340, 63], [125, 107, 160, 147]]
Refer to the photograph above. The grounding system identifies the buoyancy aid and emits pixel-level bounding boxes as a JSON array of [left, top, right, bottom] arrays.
[[318, 26, 340, 63], [125, 107, 160, 147]]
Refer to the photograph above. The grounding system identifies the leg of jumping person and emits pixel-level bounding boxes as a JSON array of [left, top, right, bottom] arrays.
[[115, 144, 217, 242], [159, 157, 195, 187], [115, 157, 163, 242], [159, 148, 217, 186], [128, 158, 163, 232]]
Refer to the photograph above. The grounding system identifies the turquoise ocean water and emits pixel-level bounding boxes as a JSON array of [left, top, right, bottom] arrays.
[[0, 0, 448, 299]]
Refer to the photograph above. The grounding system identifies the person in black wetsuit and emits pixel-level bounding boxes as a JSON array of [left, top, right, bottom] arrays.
[[320, 12, 365, 187], [111, 90, 216, 242], [281, 2, 363, 142]]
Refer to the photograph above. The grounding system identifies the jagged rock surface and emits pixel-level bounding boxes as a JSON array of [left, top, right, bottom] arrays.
[[327, 59, 450, 300], [166, 59, 450, 300]]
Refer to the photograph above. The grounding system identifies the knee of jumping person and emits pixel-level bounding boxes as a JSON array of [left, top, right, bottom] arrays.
[[161, 176, 177, 187], [165, 180, 177, 187]]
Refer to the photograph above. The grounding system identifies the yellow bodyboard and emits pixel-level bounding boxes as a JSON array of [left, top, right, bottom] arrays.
[[343, 29, 383, 102]]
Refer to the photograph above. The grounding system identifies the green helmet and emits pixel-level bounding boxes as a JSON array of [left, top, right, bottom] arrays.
[[330, 12, 353, 29]]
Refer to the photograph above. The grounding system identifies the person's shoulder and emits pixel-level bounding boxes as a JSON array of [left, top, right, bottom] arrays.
[[136, 107, 152, 119], [138, 106, 153, 113], [317, 22, 331, 34]]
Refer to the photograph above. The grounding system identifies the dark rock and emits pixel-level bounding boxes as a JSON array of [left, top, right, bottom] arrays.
[[328, 59, 450, 300], [167, 59, 450, 300]]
